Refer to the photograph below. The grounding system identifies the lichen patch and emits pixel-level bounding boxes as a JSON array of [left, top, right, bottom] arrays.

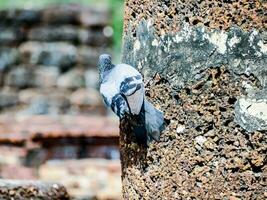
[[258, 40, 267, 54], [209, 31, 228, 54]]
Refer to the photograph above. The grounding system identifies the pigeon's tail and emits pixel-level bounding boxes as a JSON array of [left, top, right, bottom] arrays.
[[144, 99, 165, 143], [132, 103, 147, 145], [131, 100, 164, 145]]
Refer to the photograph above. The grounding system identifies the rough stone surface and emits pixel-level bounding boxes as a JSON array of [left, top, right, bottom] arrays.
[[124, 0, 267, 36], [123, 21, 267, 131], [120, 67, 267, 199], [121, 0, 267, 199], [0, 180, 69, 199]]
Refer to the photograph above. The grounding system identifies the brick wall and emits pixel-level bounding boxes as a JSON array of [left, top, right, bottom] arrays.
[[0, 5, 121, 199], [0, 4, 112, 116]]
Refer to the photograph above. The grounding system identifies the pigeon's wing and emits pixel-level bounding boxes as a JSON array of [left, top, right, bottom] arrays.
[[100, 81, 130, 118], [110, 94, 130, 118], [120, 75, 144, 115], [102, 95, 110, 107]]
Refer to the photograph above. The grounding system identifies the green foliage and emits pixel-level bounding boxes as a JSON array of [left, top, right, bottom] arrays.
[[108, 0, 124, 56]]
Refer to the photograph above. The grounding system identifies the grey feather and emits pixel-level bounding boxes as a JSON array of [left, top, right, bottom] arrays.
[[144, 99, 165, 142], [126, 85, 144, 115]]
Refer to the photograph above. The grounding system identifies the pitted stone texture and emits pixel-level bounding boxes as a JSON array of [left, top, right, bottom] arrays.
[[0, 180, 69, 199], [124, 0, 266, 36], [120, 67, 266, 199], [121, 3, 267, 198]]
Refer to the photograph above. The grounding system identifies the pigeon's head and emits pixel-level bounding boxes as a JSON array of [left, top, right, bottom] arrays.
[[98, 54, 114, 82], [98, 54, 112, 70]]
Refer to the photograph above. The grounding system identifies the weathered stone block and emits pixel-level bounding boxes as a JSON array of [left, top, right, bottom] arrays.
[[79, 28, 111, 46], [77, 46, 101, 67], [0, 180, 69, 199], [5, 66, 36, 88], [35, 66, 60, 88], [19, 89, 71, 115], [0, 89, 18, 108], [0, 27, 24, 45], [57, 69, 85, 90], [0, 48, 19, 71], [47, 92, 71, 114], [25, 96, 50, 115], [79, 7, 110, 27], [19, 89, 43, 104], [42, 5, 80, 24], [0, 9, 41, 24], [39, 159, 121, 200], [85, 69, 99, 89], [70, 88, 102, 107], [19, 42, 77, 71], [28, 25, 80, 42]]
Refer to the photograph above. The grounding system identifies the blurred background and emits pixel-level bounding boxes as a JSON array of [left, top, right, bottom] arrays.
[[0, 0, 124, 199]]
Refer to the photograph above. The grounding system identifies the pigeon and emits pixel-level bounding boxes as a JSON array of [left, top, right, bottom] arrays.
[[98, 54, 165, 145]]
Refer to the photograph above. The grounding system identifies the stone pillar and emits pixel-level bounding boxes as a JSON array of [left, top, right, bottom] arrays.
[[121, 1, 266, 199]]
